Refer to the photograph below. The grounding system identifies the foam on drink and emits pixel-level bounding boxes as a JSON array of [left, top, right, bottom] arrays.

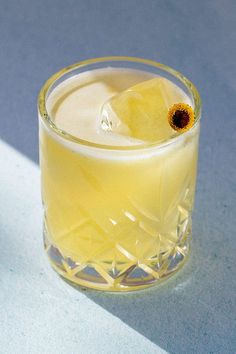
[[47, 68, 192, 148]]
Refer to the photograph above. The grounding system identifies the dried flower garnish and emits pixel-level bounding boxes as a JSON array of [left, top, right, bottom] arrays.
[[168, 103, 194, 132]]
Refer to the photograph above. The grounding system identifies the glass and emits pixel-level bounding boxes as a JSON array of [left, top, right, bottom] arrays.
[[38, 57, 201, 292]]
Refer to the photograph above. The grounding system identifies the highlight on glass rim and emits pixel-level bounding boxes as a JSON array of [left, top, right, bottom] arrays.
[[38, 56, 201, 292]]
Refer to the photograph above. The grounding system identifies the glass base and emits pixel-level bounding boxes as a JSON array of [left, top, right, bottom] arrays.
[[44, 224, 191, 292]]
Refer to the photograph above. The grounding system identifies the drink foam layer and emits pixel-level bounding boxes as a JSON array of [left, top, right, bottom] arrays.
[[47, 68, 191, 147]]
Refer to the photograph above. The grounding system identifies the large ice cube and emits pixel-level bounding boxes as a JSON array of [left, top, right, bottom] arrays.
[[100, 78, 191, 143]]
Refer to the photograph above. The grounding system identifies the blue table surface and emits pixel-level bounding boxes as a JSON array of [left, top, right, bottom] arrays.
[[0, 1, 236, 353]]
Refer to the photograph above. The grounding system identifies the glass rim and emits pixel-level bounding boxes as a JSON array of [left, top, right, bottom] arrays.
[[38, 56, 202, 151]]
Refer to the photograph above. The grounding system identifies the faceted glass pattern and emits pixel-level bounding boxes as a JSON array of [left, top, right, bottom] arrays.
[[40, 122, 199, 291]]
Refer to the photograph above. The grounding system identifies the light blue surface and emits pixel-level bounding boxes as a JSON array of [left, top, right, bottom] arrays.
[[0, 0, 236, 353]]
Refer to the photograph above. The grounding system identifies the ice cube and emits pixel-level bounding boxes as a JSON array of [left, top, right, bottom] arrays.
[[100, 78, 192, 143]]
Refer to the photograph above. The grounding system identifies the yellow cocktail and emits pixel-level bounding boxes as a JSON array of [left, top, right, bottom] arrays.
[[38, 57, 201, 291]]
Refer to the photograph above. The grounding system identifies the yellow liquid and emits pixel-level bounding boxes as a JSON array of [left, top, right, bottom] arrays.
[[40, 68, 199, 291]]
